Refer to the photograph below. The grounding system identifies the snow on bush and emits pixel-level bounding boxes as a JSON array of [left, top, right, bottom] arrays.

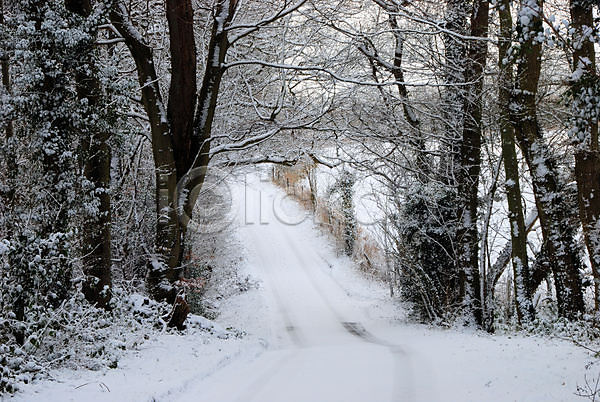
[[0, 288, 227, 394], [0, 241, 9, 256]]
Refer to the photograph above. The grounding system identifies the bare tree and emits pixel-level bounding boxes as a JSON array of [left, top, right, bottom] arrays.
[[569, 0, 600, 311], [511, 0, 584, 319], [497, 0, 535, 324], [456, 0, 489, 327], [111, 0, 310, 326]]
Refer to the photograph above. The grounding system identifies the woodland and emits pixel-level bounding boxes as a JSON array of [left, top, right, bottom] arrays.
[[1, 0, 600, 396]]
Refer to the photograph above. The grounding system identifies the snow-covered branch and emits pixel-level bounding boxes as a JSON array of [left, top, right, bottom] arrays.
[[223, 60, 475, 88], [227, 0, 308, 45]]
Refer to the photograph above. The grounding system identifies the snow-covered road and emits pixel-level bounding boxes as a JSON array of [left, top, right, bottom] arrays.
[[178, 172, 593, 402], [12, 170, 594, 402], [179, 172, 411, 402]]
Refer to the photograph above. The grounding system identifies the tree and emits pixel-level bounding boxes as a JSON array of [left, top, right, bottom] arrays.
[[111, 0, 310, 327], [0, 0, 15, 207], [456, 0, 489, 327], [568, 0, 600, 311], [110, 3, 186, 313], [511, 0, 584, 319], [1, 0, 89, 342], [440, 0, 469, 180], [327, 170, 357, 256], [65, 0, 113, 309], [497, 0, 535, 324]]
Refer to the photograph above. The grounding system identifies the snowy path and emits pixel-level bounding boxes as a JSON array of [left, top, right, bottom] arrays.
[[179, 173, 410, 402], [11, 170, 594, 402], [175, 172, 593, 402]]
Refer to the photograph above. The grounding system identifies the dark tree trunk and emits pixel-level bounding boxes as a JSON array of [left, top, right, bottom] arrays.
[[440, 0, 470, 324], [440, 0, 468, 181], [512, 0, 584, 319], [497, 0, 535, 324], [66, 0, 112, 309], [80, 129, 112, 308], [165, 0, 198, 267], [111, 5, 182, 307], [167, 0, 197, 179], [111, 0, 239, 327], [0, 0, 15, 207], [455, 0, 488, 327], [177, 0, 238, 268], [569, 0, 600, 311]]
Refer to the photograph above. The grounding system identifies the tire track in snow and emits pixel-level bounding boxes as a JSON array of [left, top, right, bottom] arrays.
[[230, 351, 297, 402], [279, 224, 415, 402], [247, 226, 306, 348], [181, 176, 413, 401], [237, 180, 407, 400]]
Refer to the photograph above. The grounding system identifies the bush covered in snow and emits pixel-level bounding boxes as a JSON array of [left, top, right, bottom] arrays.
[[0, 288, 184, 394], [393, 181, 461, 323]]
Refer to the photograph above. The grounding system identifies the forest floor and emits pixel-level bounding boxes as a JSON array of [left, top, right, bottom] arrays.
[[9, 169, 595, 402]]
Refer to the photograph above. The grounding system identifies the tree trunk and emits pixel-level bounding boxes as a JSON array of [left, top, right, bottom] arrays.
[[0, 0, 15, 207], [569, 0, 600, 311], [80, 126, 112, 308], [497, 0, 535, 324], [112, 1, 239, 327], [455, 0, 488, 327], [164, 0, 198, 269], [388, 14, 428, 179], [440, 0, 468, 181], [178, 0, 238, 268], [167, 0, 197, 180], [441, 0, 471, 324], [65, 0, 112, 309], [111, 5, 182, 305], [512, 0, 584, 319]]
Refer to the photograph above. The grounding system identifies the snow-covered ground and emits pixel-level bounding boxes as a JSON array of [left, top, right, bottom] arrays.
[[9, 169, 595, 402]]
